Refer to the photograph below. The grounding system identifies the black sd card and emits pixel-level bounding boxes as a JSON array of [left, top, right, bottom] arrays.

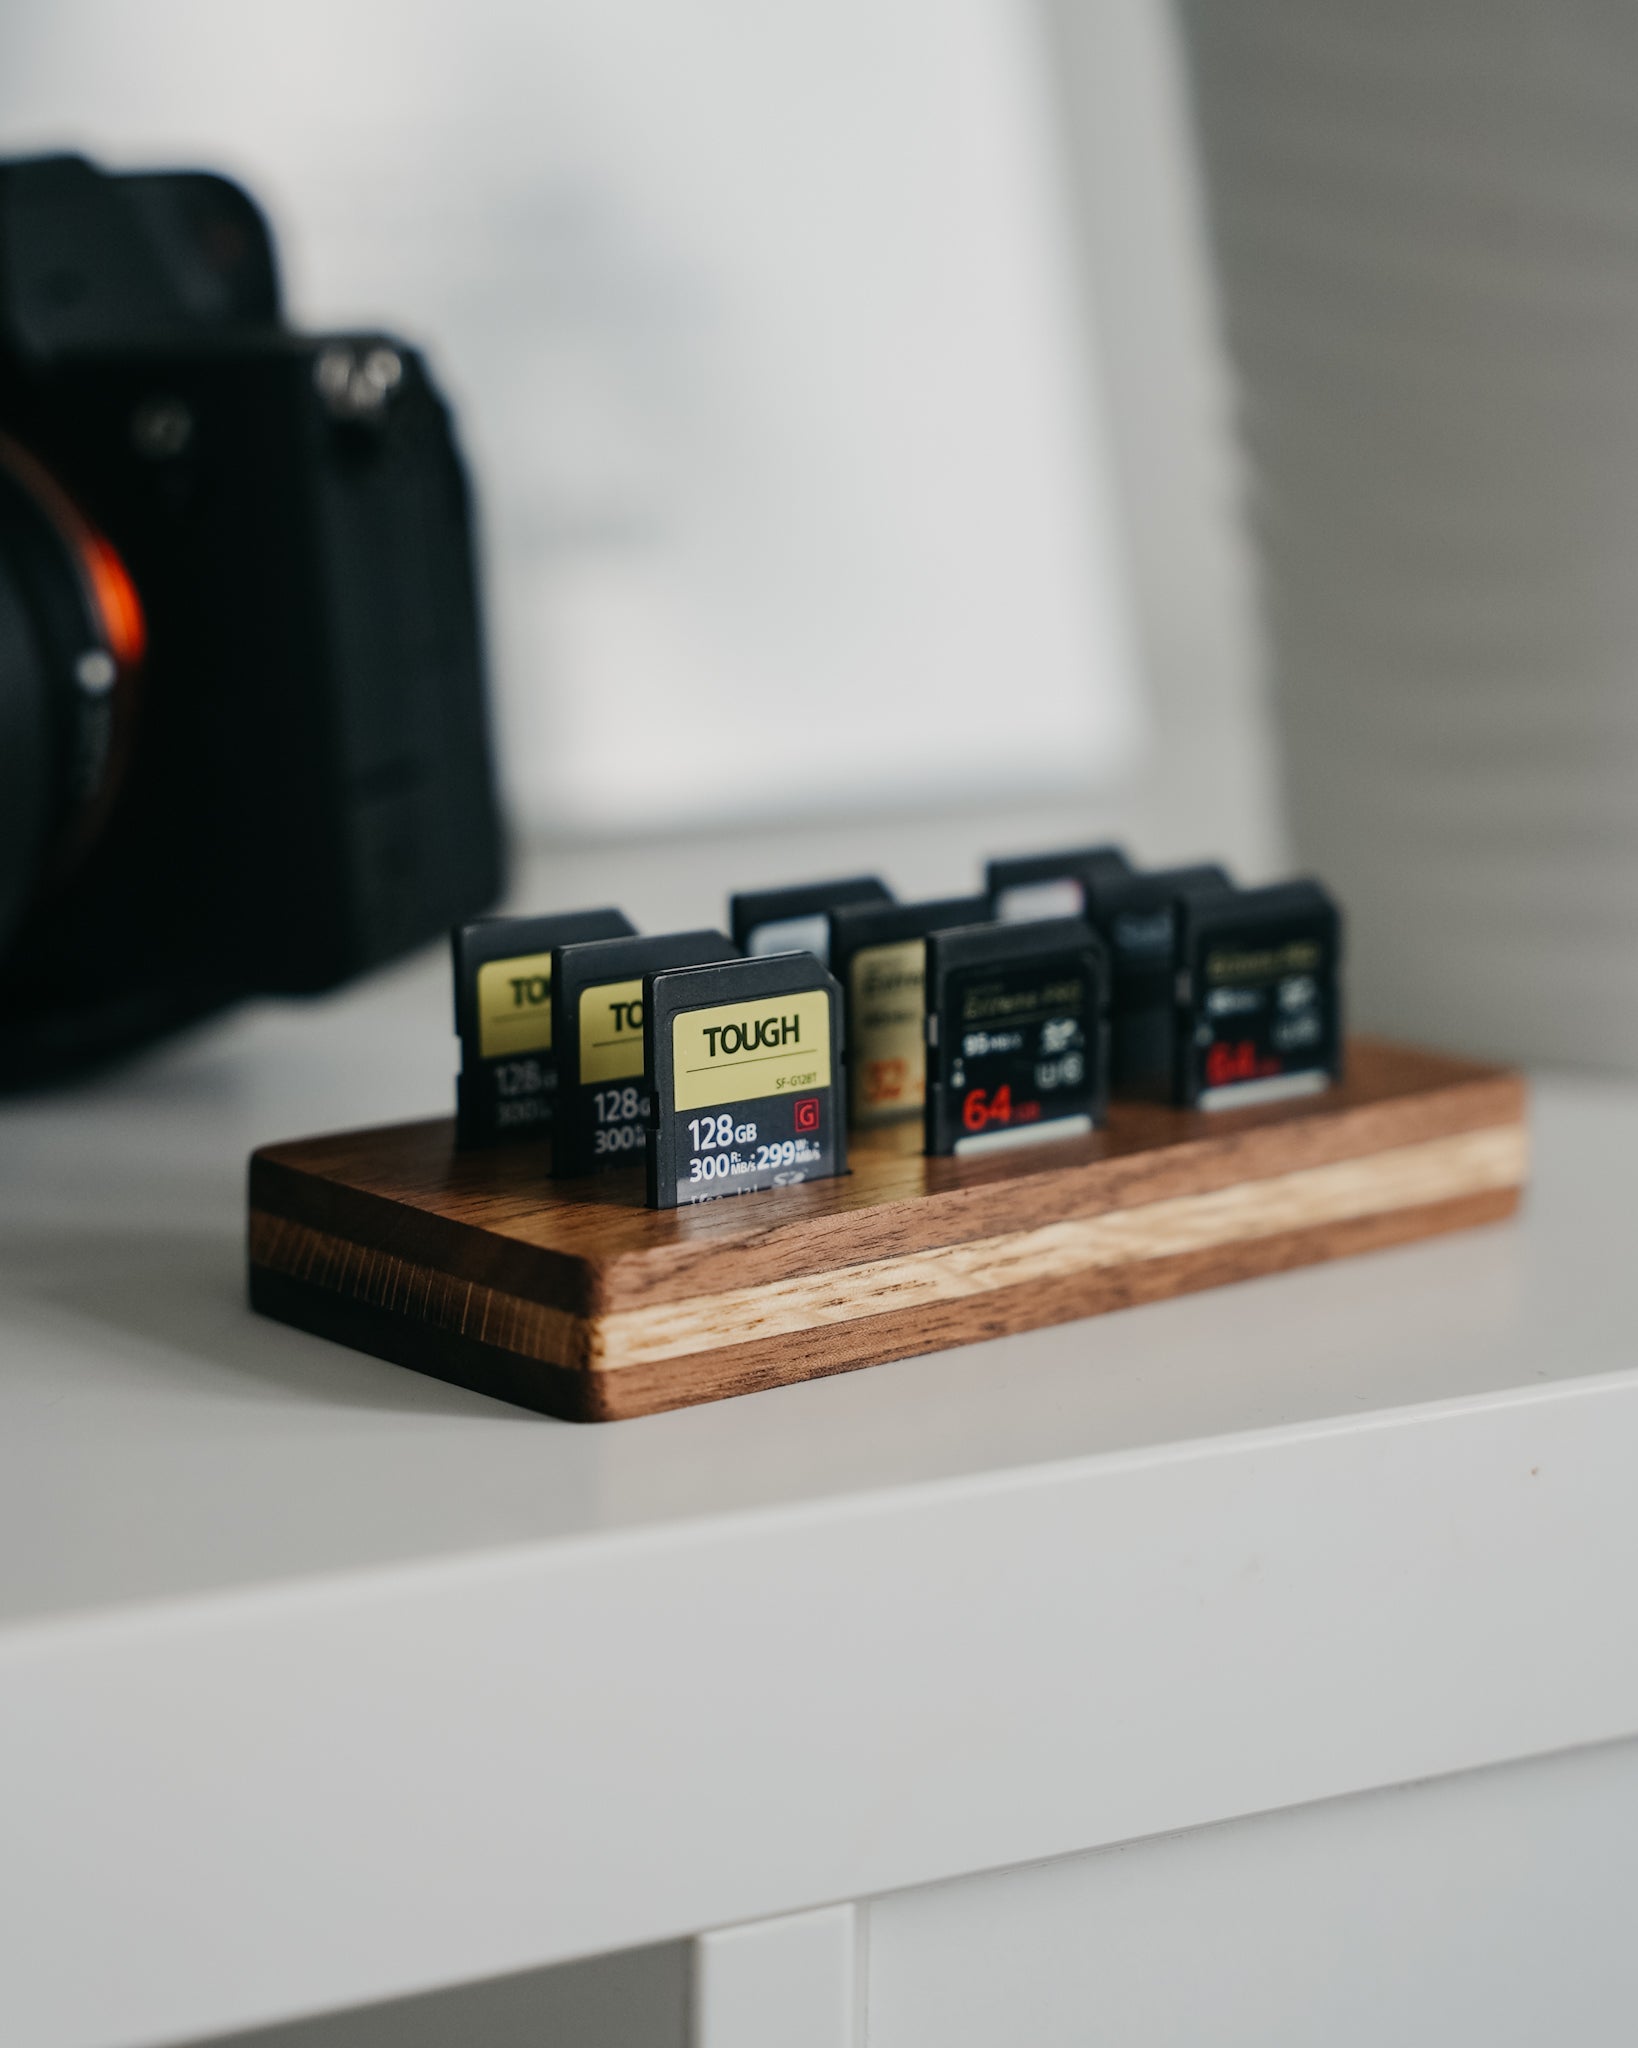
[[550, 930, 738, 1178], [728, 875, 892, 965], [645, 953, 845, 1209], [829, 894, 990, 1128], [985, 844, 1131, 925], [452, 908, 635, 1147], [1175, 880, 1342, 1110], [924, 919, 1109, 1156], [1081, 862, 1233, 1098]]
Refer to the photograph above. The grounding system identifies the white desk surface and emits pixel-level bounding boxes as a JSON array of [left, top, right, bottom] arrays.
[[1, 933, 1634, 2048]]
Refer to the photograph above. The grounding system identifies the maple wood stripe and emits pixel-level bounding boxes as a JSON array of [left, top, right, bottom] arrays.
[[589, 1124, 1528, 1371]]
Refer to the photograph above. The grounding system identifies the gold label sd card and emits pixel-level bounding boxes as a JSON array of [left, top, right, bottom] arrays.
[[550, 931, 738, 1178], [925, 917, 1109, 1156], [645, 953, 846, 1209], [829, 895, 989, 1128], [985, 844, 1130, 925], [728, 874, 892, 965], [452, 908, 634, 1147], [1175, 880, 1342, 1110]]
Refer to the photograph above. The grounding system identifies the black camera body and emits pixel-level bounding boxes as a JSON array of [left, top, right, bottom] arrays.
[[0, 154, 503, 1081]]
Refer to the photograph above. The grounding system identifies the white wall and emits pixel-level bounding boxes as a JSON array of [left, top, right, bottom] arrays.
[[1182, 1, 1638, 1068], [0, 0, 1283, 879], [0, 0, 1151, 837]]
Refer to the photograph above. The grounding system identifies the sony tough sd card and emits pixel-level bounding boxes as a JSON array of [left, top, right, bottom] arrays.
[[452, 907, 635, 1147], [1081, 861, 1232, 1098], [728, 875, 892, 966], [1175, 880, 1342, 1110], [550, 930, 738, 1178], [985, 844, 1130, 925], [924, 918, 1109, 1156], [829, 894, 990, 1128], [645, 952, 845, 1209]]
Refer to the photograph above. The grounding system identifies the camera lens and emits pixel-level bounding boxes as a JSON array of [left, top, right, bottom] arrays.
[[0, 436, 144, 955]]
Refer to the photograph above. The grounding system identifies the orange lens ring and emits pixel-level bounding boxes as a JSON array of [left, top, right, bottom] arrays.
[[79, 532, 147, 668], [0, 432, 147, 674]]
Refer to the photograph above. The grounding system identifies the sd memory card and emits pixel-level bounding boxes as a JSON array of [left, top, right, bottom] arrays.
[[1081, 862, 1232, 1098], [924, 919, 1109, 1156], [645, 952, 845, 1209], [1175, 880, 1342, 1110], [452, 907, 635, 1147], [550, 930, 738, 1178], [829, 894, 990, 1128], [985, 844, 1131, 925], [729, 875, 892, 965]]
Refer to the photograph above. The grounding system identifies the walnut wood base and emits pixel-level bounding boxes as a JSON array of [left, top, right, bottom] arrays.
[[247, 1038, 1528, 1422]]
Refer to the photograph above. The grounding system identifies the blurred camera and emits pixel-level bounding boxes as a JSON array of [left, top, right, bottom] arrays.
[[0, 152, 502, 1083]]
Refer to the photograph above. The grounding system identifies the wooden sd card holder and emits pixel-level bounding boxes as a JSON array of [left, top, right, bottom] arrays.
[[247, 1037, 1527, 1422]]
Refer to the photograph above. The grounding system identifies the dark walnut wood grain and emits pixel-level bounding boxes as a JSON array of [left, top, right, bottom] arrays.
[[247, 1037, 1528, 1421]]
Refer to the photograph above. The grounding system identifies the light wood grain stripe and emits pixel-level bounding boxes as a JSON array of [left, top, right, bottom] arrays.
[[589, 1123, 1528, 1371]]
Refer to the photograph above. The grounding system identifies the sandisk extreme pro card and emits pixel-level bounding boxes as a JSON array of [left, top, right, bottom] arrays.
[[924, 918, 1109, 1156], [645, 952, 845, 1209], [550, 930, 738, 1178], [1175, 880, 1342, 1110], [728, 875, 892, 965], [452, 907, 635, 1147], [984, 844, 1131, 925], [829, 894, 990, 1129]]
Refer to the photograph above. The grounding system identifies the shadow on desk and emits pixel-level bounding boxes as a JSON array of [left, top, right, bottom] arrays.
[[0, 1224, 503, 1420], [186, 1942, 687, 2048]]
